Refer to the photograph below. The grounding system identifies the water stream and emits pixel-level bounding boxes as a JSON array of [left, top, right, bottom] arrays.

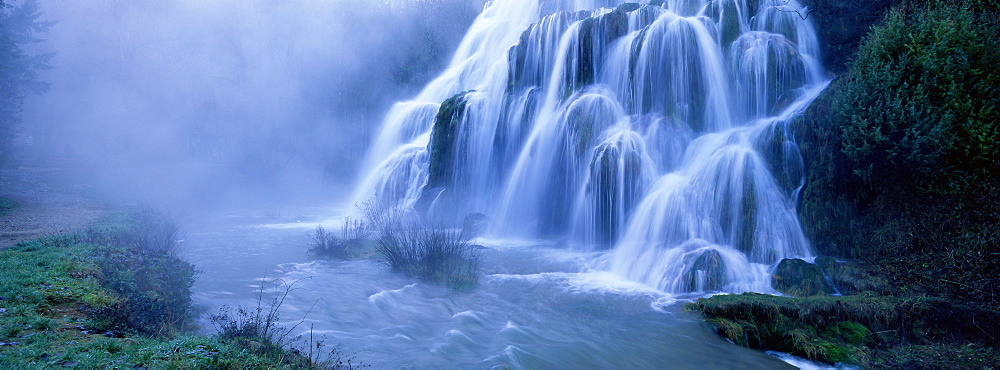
[[182, 211, 807, 368]]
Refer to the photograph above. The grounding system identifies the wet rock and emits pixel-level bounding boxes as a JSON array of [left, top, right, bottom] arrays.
[[815, 255, 837, 272], [772, 258, 833, 296], [683, 250, 728, 292], [460, 213, 490, 240]]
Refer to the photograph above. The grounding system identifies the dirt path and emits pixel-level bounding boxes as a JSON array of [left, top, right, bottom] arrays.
[[0, 163, 109, 248]]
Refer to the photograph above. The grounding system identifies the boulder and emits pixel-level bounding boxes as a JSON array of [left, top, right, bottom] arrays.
[[683, 249, 728, 292], [772, 258, 833, 296]]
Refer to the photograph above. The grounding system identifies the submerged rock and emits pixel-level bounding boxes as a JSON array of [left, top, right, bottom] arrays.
[[771, 258, 832, 296], [461, 213, 490, 240]]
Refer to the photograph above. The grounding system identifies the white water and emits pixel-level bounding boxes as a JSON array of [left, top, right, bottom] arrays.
[[353, 0, 828, 294]]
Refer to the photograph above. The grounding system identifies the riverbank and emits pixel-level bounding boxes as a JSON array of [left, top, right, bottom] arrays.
[[0, 163, 107, 249], [0, 204, 348, 367], [687, 290, 999, 367]]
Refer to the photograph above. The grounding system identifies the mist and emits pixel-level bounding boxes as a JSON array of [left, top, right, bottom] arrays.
[[17, 0, 483, 211]]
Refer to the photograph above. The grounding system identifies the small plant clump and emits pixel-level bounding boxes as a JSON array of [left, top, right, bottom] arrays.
[[309, 217, 372, 259], [359, 200, 481, 290], [210, 278, 359, 368]]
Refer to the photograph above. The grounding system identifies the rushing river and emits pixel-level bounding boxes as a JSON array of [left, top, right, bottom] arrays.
[[180, 209, 821, 368]]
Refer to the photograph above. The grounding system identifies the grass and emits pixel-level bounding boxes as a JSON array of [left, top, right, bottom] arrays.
[[360, 200, 481, 290], [0, 207, 356, 368], [0, 197, 15, 216]]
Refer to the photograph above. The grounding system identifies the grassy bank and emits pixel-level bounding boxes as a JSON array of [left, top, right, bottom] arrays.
[[0, 208, 345, 368], [687, 293, 999, 367]]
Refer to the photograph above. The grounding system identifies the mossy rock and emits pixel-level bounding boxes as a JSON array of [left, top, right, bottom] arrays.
[[682, 249, 727, 291], [427, 90, 475, 189], [772, 258, 833, 296]]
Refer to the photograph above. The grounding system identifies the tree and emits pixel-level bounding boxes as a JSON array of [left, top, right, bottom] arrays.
[[0, 0, 52, 162]]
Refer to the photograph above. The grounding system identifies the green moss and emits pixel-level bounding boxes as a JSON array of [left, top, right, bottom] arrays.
[[771, 258, 832, 296]]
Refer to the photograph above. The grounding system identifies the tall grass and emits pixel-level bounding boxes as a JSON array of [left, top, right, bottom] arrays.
[[359, 200, 481, 290]]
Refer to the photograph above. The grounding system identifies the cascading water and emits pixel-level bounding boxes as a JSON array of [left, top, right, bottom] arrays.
[[352, 0, 829, 295]]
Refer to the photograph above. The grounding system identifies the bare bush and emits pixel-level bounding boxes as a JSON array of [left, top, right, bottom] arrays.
[[359, 199, 481, 290]]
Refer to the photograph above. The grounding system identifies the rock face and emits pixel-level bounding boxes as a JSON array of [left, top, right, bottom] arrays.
[[427, 91, 474, 190], [772, 258, 832, 296]]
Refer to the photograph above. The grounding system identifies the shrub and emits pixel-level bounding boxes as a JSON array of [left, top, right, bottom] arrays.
[[210, 279, 299, 347], [834, 1, 1000, 196], [82, 204, 181, 253], [359, 200, 481, 290], [80, 206, 196, 337], [209, 278, 358, 368]]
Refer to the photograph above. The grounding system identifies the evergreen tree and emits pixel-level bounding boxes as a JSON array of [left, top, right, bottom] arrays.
[[0, 0, 52, 162]]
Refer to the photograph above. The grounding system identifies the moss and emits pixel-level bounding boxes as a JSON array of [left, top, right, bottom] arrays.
[[771, 258, 832, 296], [688, 293, 999, 366]]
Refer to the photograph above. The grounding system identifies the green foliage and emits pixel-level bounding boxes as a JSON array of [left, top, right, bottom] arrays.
[[795, 1, 1000, 305], [835, 1, 1000, 196], [360, 200, 481, 290], [208, 278, 359, 369]]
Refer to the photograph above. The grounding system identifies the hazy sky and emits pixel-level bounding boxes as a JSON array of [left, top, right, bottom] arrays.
[[20, 0, 482, 210]]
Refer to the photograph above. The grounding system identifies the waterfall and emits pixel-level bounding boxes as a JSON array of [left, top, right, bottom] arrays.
[[351, 0, 829, 295]]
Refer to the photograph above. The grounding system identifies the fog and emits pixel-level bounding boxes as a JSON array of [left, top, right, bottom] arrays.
[[18, 0, 483, 211]]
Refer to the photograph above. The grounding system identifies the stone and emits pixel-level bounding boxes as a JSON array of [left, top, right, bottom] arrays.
[[460, 213, 490, 240], [772, 258, 833, 296]]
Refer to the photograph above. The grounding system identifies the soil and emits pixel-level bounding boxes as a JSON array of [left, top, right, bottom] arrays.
[[0, 163, 109, 248]]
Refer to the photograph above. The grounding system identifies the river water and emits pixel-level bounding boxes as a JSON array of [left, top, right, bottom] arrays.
[[180, 208, 815, 368]]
